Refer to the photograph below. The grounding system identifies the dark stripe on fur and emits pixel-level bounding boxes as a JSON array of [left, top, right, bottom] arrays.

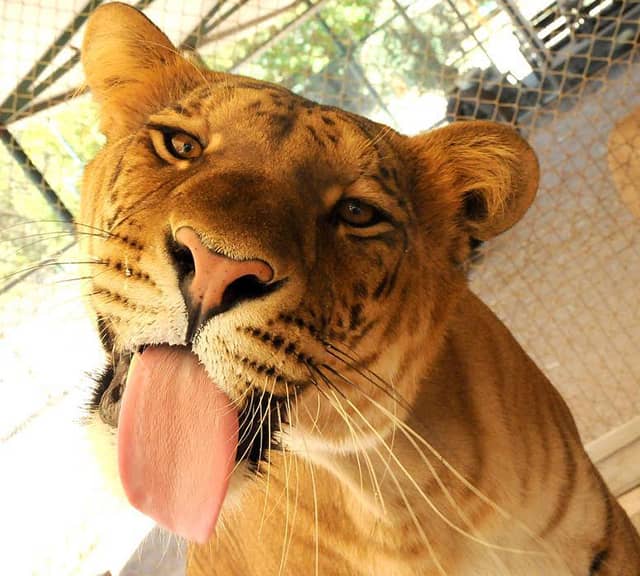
[[108, 156, 125, 202], [540, 400, 577, 536], [306, 125, 326, 148], [368, 173, 400, 202], [236, 388, 287, 471], [590, 472, 615, 573], [270, 112, 297, 142], [588, 549, 608, 575]]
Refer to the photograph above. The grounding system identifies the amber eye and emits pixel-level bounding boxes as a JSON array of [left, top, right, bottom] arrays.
[[336, 198, 384, 228], [148, 124, 204, 163], [165, 131, 202, 159]]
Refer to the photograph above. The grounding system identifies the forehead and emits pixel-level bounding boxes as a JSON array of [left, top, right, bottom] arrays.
[[147, 72, 411, 211], [159, 74, 397, 166]]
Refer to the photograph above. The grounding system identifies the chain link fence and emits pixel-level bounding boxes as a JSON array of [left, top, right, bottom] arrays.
[[1, 1, 639, 572]]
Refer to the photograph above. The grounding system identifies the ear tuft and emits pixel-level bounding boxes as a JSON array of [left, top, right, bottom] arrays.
[[411, 121, 539, 241], [82, 3, 204, 138]]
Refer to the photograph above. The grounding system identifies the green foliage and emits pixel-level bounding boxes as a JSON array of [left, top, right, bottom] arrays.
[[380, 3, 465, 91], [225, 0, 384, 92], [11, 97, 102, 215], [217, 0, 465, 117]]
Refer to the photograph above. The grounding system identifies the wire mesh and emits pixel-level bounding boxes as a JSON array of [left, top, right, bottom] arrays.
[[1, 1, 639, 574], [0, 0, 638, 524]]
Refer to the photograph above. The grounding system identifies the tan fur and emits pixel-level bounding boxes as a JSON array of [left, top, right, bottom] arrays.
[[608, 105, 640, 219], [80, 4, 640, 575]]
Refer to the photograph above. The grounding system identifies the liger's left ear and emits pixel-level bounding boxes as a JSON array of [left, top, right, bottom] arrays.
[[409, 121, 539, 240], [82, 2, 205, 139]]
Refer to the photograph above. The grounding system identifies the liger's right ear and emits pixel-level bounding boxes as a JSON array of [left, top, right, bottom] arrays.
[[409, 121, 539, 241], [82, 2, 204, 139]]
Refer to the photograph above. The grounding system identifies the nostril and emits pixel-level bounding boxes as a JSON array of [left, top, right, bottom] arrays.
[[169, 237, 195, 280], [221, 274, 275, 312], [168, 227, 282, 341]]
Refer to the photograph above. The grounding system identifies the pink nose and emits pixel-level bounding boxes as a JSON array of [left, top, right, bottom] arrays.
[[174, 227, 274, 339]]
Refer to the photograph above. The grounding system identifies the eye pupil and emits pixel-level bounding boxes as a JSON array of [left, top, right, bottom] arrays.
[[337, 199, 382, 228], [150, 126, 203, 162], [168, 133, 201, 159]]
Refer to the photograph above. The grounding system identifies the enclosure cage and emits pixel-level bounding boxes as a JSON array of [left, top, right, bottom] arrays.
[[1, 1, 639, 574]]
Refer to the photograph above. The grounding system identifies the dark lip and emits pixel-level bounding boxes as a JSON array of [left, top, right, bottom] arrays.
[[236, 388, 288, 470], [91, 351, 132, 428], [90, 345, 287, 468]]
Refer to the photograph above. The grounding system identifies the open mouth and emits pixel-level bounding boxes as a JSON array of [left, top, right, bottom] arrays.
[[92, 349, 133, 428], [90, 344, 285, 468], [89, 343, 287, 542]]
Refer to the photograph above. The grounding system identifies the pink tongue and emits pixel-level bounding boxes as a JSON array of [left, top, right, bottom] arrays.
[[117, 345, 238, 543]]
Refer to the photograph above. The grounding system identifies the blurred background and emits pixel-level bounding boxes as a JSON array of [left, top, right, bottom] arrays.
[[1, 1, 639, 574]]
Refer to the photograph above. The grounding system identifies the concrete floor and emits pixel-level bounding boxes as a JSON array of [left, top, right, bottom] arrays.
[[471, 59, 640, 445]]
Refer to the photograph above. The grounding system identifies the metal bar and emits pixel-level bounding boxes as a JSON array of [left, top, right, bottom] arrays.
[[203, 0, 304, 44], [424, 4, 502, 74], [0, 0, 159, 295], [310, 8, 396, 124], [443, 0, 501, 71], [391, 0, 426, 41], [30, 50, 81, 101], [549, 0, 640, 68], [0, 127, 74, 225], [0, 0, 104, 125], [6, 87, 89, 124], [195, 0, 254, 48], [494, 0, 554, 68], [179, 1, 230, 50], [357, 1, 416, 45], [389, 0, 469, 81], [1, 0, 156, 125], [230, 0, 331, 72], [132, 0, 157, 11]]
